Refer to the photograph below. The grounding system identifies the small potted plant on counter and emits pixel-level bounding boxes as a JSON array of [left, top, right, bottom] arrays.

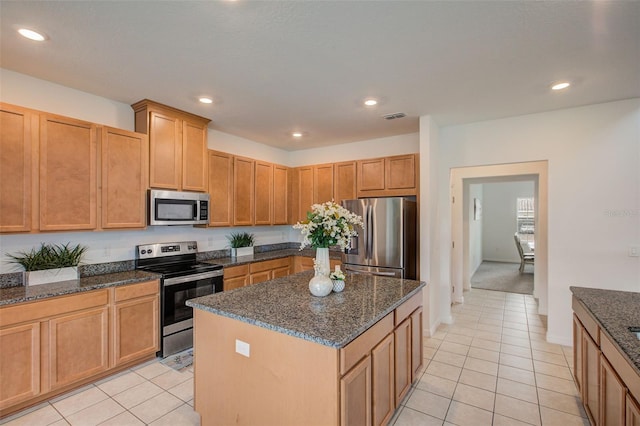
[[7, 242, 87, 286], [227, 232, 255, 258]]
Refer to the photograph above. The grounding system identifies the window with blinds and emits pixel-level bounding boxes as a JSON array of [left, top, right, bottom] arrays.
[[517, 197, 535, 243]]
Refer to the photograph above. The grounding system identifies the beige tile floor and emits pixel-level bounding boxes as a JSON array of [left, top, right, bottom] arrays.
[[2, 288, 588, 426]]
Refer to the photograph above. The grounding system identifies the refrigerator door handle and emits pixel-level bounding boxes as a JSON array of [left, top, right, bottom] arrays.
[[366, 204, 373, 261]]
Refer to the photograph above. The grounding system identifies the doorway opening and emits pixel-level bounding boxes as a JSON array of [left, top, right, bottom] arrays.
[[450, 161, 548, 315]]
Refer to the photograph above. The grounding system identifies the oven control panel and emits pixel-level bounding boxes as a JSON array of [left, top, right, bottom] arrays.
[[136, 241, 198, 259]]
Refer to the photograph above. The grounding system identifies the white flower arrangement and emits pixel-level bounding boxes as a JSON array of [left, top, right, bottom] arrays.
[[293, 201, 364, 250], [330, 269, 345, 281]]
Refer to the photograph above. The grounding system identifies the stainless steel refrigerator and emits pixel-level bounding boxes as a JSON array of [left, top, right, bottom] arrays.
[[342, 197, 417, 279]]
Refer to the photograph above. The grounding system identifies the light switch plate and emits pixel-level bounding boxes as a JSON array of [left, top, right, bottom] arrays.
[[235, 339, 250, 357]]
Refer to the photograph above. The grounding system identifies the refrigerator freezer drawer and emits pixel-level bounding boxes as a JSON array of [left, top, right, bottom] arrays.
[[343, 264, 404, 278]]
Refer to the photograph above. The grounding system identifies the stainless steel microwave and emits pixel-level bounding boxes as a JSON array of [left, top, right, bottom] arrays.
[[148, 190, 209, 225]]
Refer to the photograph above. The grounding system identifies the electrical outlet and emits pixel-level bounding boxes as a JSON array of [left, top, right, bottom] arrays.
[[629, 247, 640, 257], [235, 339, 250, 357]]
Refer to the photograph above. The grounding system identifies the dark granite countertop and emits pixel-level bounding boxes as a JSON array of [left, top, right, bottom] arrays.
[[187, 271, 425, 349], [0, 270, 160, 306], [570, 286, 640, 375], [203, 248, 341, 268]]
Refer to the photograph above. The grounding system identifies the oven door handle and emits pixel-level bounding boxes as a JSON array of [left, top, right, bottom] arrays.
[[163, 270, 223, 286]]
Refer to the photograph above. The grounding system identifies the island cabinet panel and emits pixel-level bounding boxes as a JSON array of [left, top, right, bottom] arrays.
[[112, 281, 160, 367], [193, 310, 339, 426], [39, 114, 97, 231], [600, 355, 626, 426], [0, 322, 40, 411], [100, 127, 148, 229], [410, 307, 424, 380], [48, 306, 109, 390], [181, 120, 208, 192], [394, 317, 412, 405], [208, 150, 233, 226], [223, 264, 249, 291], [340, 355, 372, 426], [0, 104, 35, 233], [233, 156, 255, 226], [333, 161, 357, 205], [583, 329, 600, 425], [314, 163, 334, 204], [132, 99, 210, 192], [254, 161, 273, 225], [628, 394, 640, 426], [371, 333, 395, 426], [273, 164, 289, 225], [573, 314, 583, 393]]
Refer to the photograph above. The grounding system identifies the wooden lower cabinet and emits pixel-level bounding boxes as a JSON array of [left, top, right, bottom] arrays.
[[224, 258, 292, 288], [293, 256, 342, 273], [0, 281, 160, 416], [223, 264, 249, 291], [0, 323, 40, 410], [394, 317, 412, 406], [112, 281, 160, 367], [371, 333, 395, 426], [48, 307, 109, 390], [410, 307, 424, 380], [341, 355, 372, 426], [573, 314, 583, 393], [600, 355, 626, 425], [583, 329, 600, 424], [628, 394, 640, 426]]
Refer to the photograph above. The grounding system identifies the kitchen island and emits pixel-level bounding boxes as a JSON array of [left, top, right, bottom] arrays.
[[187, 271, 425, 426]]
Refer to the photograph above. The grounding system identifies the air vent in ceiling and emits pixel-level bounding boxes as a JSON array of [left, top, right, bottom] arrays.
[[383, 112, 406, 120]]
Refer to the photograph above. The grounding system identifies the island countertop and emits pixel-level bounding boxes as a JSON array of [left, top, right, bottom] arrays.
[[570, 286, 640, 375], [187, 271, 425, 349]]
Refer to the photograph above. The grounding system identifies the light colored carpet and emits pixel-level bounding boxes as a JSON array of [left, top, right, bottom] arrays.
[[471, 261, 534, 294]]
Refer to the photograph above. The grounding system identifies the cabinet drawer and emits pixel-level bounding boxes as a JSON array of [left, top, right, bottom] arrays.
[[0, 290, 109, 328], [249, 258, 290, 274], [395, 291, 422, 326], [114, 280, 159, 302], [224, 264, 249, 279], [340, 313, 393, 375]]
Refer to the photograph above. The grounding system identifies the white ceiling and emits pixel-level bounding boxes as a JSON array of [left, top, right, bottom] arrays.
[[1, 1, 639, 151]]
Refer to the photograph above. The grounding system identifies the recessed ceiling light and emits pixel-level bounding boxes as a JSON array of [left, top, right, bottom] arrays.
[[18, 28, 47, 41], [551, 81, 571, 91], [364, 99, 378, 107], [198, 97, 213, 104], [292, 132, 303, 138]]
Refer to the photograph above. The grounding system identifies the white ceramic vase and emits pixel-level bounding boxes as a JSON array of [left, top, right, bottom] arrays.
[[315, 247, 330, 276], [309, 273, 333, 297], [25, 266, 78, 286]]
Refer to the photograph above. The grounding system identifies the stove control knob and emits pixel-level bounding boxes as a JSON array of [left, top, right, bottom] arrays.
[[141, 249, 146, 254], [148, 249, 153, 254]]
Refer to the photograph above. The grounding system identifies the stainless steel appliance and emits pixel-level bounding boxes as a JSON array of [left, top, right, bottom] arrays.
[[342, 197, 417, 279], [135, 241, 223, 357], [148, 189, 209, 226]]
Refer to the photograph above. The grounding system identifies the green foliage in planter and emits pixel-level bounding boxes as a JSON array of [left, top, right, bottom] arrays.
[[226, 232, 255, 248], [7, 243, 88, 272]]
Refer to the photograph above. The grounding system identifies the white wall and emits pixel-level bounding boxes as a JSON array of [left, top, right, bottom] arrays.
[[468, 184, 483, 273], [482, 181, 534, 263], [434, 98, 640, 345]]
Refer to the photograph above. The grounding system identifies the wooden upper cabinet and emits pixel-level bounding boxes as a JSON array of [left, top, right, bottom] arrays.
[[100, 127, 148, 229], [313, 163, 334, 204], [39, 114, 97, 231], [233, 156, 255, 226], [357, 154, 418, 197], [182, 120, 208, 191], [208, 150, 233, 227], [0, 104, 35, 233], [132, 99, 210, 192], [273, 165, 288, 225], [298, 167, 314, 221], [254, 161, 273, 225], [333, 161, 356, 205]]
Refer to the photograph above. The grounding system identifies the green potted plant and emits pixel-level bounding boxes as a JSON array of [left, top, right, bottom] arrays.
[[226, 232, 255, 258], [7, 243, 87, 286]]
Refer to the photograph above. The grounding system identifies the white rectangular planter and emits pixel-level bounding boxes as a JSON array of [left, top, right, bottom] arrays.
[[25, 267, 79, 286], [230, 247, 254, 258]]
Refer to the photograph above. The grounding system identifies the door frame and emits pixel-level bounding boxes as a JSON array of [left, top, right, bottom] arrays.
[[450, 161, 548, 314]]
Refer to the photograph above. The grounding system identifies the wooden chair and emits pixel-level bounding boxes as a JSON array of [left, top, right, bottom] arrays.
[[514, 233, 534, 273]]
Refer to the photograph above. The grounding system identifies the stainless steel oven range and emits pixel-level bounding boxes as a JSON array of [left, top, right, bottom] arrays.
[[135, 241, 223, 357]]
